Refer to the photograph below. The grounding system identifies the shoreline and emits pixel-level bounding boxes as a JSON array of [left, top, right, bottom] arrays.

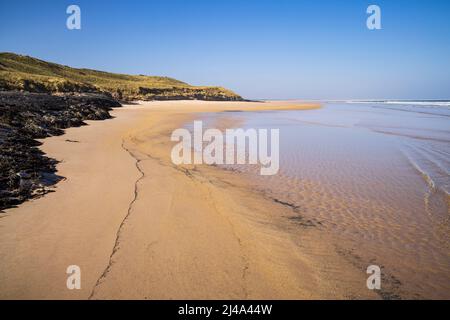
[[0, 100, 377, 299]]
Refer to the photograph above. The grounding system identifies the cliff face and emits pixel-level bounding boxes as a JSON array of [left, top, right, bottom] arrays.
[[0, 52, 243, 101]]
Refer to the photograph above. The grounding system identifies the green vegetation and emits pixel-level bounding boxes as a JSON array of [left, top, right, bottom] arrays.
[[0, 52, 243, 101]]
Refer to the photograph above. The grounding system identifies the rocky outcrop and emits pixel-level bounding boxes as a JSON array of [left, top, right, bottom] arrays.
[[0, 91, 121, 211], [0, 53, 245, 211], [137, 86, 243, 101]]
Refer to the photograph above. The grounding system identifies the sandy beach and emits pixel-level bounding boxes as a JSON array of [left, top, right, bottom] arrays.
[[0, 100, 380, 299]]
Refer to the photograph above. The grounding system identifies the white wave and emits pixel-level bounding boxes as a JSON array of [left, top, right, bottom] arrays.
[[344, 100, 450, 107]]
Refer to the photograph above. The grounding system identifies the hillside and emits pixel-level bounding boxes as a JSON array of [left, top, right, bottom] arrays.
[[0, 53, 243, 101]]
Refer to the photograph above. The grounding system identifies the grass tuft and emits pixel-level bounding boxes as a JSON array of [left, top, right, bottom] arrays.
[[0, 52, 243, 101]]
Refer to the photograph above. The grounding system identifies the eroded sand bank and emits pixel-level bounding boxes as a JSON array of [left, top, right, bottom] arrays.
[[0, 101, 377, 299]]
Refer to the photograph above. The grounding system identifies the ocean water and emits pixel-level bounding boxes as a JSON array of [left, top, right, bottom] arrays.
[[200, 101, 450, 299]]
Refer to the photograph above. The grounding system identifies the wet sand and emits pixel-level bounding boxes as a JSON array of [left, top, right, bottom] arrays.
[[204, 102, 450, 299], [0, 100, 378, 299]]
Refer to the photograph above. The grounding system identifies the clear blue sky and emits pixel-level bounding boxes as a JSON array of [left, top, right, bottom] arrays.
[[1, 0, 449, 100]]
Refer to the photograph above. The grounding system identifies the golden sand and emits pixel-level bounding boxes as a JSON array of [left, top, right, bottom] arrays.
[[0, 100, 378, 299]]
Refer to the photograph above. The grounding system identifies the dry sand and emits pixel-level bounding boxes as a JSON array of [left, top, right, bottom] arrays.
[[0, 100, 378, 299]]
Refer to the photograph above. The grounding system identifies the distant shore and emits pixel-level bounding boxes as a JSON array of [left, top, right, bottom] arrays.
[[0, 100, 379, 299]]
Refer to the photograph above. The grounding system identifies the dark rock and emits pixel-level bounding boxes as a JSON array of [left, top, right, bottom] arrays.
[[0, 91, 121, 211]]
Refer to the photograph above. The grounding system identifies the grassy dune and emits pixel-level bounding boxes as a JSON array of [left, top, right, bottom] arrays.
[[0, 53, 243, 101]]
